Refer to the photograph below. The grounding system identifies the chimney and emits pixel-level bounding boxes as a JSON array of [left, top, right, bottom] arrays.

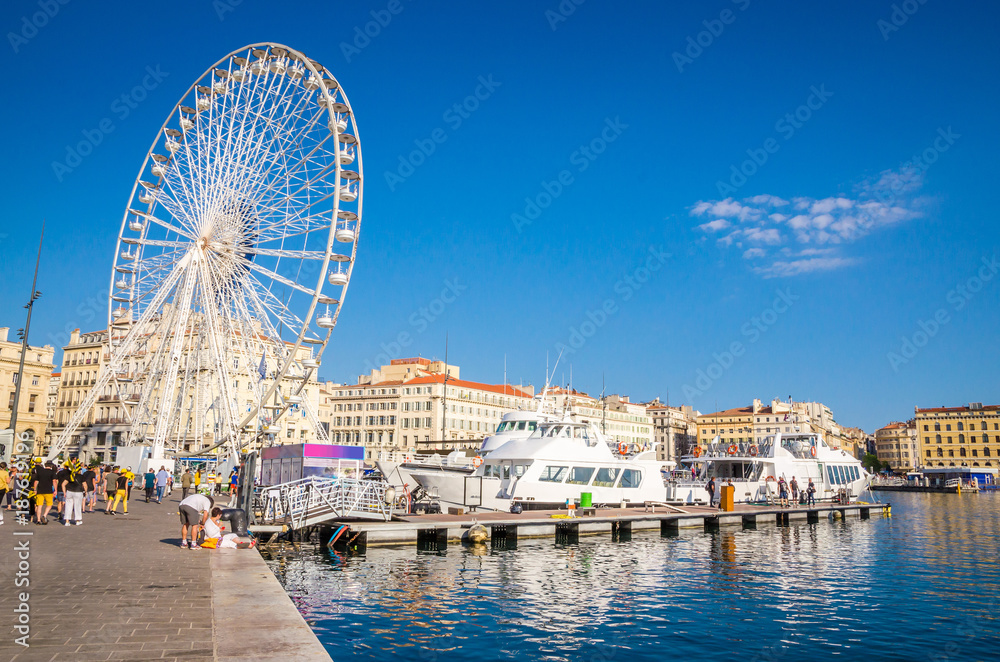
[[0, 327, 8, 343]]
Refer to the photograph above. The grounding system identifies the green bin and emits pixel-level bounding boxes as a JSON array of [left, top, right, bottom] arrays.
[[580, 492, 593, 508]]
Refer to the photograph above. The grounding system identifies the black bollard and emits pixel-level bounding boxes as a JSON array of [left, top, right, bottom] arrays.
[[220, 508, 248, 536]]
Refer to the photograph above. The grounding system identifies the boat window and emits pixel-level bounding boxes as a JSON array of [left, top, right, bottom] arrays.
[[835, 466, 844, 485], [592, 467, 619, 487], [516, 421, 527, 431], [539, 466, 568, 482], [827, 466, 835, 484], [502, 464, 511, 480], [527, 422, 537, 431], [618, 469, 642, 488], [513, 464, 528, 478], [849, 466, 857, 481], [838, 466, 847, 484], [566, 466, 595, 485]]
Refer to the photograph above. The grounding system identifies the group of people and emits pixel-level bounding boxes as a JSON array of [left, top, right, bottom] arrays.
[[20, 459, 147, 525], [705, 475, 818, 508], [775, 476, 817, 507]]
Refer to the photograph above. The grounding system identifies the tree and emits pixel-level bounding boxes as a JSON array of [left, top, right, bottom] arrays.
[[862, 453, 883, 473]]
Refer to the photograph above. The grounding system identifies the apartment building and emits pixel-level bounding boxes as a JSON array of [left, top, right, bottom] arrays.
[[0, 326, 55, 454]]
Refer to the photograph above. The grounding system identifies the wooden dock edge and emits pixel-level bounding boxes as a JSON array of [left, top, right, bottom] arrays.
[[327, 503, 890, 548]]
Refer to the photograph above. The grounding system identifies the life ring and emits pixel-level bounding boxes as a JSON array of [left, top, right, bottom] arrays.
[[693, 446, 702, 458], [727, 444, 738, 455], [748, 445, 759, 457], [765, 475, 776, 482], [810, 446, 817, 458], [618, 442, 629, 455], [472, 456, 483, 468]]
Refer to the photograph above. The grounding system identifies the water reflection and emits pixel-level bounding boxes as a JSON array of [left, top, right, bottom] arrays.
[[265, 493, 1000, 661]]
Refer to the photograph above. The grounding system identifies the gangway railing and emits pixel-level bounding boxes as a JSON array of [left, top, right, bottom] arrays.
[[259, 476, 396, 529]]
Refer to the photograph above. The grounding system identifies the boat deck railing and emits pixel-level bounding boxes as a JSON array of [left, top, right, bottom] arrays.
[[374, 449, 476, 469]]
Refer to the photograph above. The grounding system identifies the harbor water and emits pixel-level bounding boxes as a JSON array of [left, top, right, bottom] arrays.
[[264, 493, 1000, 661]]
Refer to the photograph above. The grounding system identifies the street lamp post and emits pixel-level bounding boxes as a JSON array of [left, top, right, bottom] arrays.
[[8, 224, 44, 447]]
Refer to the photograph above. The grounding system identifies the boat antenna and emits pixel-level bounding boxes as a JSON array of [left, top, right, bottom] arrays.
[[441, 331, 448, 443], [538, 347, 564, 414], [601, 372, 607, 434]]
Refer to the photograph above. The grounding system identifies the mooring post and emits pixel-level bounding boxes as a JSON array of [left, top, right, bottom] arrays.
[[661, 518, 679, 537]]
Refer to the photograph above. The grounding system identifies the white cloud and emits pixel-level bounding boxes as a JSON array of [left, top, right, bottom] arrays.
[[697, 219, 731, 232], [743, 247, 766, 259], [754, 256, 860, 278], [689, 166, 928, 277], [744, 227, 782, 244]]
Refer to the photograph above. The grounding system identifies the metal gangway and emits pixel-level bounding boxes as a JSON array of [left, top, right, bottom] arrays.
[[259, 476, 396, 529]]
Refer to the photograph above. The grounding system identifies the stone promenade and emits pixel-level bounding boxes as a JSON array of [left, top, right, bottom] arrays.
[[0, 488, 331, 661]]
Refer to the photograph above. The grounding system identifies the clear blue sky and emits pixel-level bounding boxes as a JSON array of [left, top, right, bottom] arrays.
[[1, 0, 997, 432]]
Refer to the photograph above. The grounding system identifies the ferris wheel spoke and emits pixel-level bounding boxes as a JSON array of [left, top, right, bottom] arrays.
[[243, 261, 316, 299], [241, 247, 327, 260]]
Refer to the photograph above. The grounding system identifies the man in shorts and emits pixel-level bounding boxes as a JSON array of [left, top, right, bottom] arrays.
[[178, 493, 214, 549], [33, 460, 58, 525]]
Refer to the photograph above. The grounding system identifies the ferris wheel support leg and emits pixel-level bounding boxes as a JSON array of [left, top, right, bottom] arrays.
[[150, 256, 199, 457], [46, 263, 187, 461]]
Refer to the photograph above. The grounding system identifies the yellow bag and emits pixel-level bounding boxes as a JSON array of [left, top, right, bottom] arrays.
[[200, 537, 219, 549]]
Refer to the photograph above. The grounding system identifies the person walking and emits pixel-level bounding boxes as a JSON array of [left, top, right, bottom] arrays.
[[182, 468, 194, 500], [778, 477, 789, 507], [227, 469, 239, 508], [91, 464, 103, 508], [790, 476, 799, 506], [0, 462, 10, 525], [154, 466, 169, 503], [143, 469, 156, 503], [103, 466, 119, 513], [706, 477, 717, 508], [108, 467, 132, 516], [82, 464, 97, 513], [33, 460, 58, 525], [806, 479, 817, 506], [166, 471, 174, 497], [178, 493, 214, 549], [60, 458, 86, 526], [5, 465, 18, 510]]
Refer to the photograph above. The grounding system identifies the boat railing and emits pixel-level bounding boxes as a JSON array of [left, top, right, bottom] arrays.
[[695, 440, 774, 458], [373, 449, 476, 469]]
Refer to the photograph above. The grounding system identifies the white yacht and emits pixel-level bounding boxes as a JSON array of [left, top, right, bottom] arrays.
[[671, 432, 870, 504], [478, 407, 562, 455], [375, 407, 559, 494], [411, 419, 674, 511]]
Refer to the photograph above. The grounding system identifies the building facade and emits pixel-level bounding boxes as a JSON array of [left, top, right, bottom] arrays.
[[47, 327, 321, 463], [698, 398, 850, 451], [915, 403, 1000, 470], [874, 420, 918, 471], [645, 399, 698, 464], [320, 358, 534, 458], [697, 405, 755, 447], [0, 327, 56, 453]]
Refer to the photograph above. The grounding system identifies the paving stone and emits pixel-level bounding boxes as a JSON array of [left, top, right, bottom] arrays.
[[0, 493, 329, 661]]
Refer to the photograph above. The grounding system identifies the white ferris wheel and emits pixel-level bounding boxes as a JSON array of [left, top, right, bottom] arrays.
[[48, 43, 363, 461]]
